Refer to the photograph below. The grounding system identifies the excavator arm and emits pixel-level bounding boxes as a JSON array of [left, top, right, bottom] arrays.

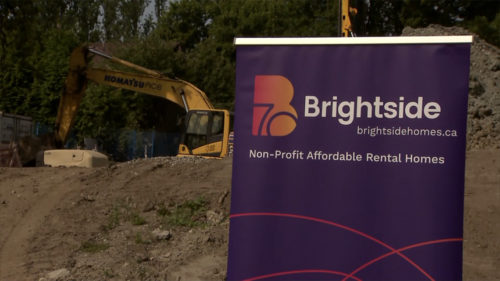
[[55, 46, 229, 158]]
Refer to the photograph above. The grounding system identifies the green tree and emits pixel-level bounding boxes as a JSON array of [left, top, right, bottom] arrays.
[[154, 0, 168, 22], [365, 0, 403, 35], [148, 0, 339, 110], [119, 0, 150, 39], [29, 29, 79, 125], [0, 0, 40, 115], [0, 0, 97, 121], [102, 0, 121, 41], [399, 0, 500, 46], [464, 10, 500, 46], [155, 0, 210, 50]]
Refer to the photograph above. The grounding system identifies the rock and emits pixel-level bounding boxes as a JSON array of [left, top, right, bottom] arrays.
[[80, 193, 95, 202], [206, 210, 224, 225], [218, 190, 229, 205], [142, 200, 156, 212], [469, 80, 485, 97], [46, 268, 70, 280], [491, 62, 500, 72], [152, 228, 171, 240], [135, 252, 150, 263]]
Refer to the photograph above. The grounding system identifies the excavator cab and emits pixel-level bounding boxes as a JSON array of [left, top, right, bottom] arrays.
[[178, 109, 230, 158]]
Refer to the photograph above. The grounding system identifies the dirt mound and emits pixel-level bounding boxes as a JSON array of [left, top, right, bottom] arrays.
[[402, 24, 500, 150], [0, 150, 499, 280], [0, 157, 232, 281]]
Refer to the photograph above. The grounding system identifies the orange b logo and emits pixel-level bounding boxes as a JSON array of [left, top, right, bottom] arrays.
[[252, 75, 298, 136]]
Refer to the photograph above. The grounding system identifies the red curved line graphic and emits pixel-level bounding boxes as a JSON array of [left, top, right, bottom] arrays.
[[230, 212, 435, 281], [244, 269, 362, 281], [342, 238, 463, 281]]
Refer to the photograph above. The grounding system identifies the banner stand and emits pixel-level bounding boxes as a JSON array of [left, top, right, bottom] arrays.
[[228, 36, 472, 281]]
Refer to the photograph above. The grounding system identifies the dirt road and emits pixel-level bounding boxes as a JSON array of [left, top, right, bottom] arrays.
[[0, 151, 498, 280]]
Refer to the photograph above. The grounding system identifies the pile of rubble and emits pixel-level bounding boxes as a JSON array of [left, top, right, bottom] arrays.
[[402, 25, 500, 150]]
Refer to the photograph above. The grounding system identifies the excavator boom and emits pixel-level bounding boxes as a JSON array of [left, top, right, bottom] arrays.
[[340, 0, 358, 37], [86, 68, 214, 110]]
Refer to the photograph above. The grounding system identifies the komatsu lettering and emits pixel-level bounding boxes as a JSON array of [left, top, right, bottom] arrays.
[[104, 75, 145, 88], [304, 96, 441, 125], [104, 75, 162, 91]]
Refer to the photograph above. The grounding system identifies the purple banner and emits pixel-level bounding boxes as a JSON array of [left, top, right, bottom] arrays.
[[228, 37, 471, 281]]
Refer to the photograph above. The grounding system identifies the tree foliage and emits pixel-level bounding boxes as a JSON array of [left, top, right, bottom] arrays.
[[362, 0, 500, 46], [0, 0, 498, 156]]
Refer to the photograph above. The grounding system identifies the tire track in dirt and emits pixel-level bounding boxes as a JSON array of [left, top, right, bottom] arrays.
[[0, 169, 89, 280]]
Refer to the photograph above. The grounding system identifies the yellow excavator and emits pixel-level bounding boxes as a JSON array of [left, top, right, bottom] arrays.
[[43, 46, 230, 166], [42, 1, 356, 167], [339, 0, 358, 37]]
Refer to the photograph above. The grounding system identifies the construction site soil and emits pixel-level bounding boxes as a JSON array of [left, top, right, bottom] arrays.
[[0, 25, 499, 281]]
